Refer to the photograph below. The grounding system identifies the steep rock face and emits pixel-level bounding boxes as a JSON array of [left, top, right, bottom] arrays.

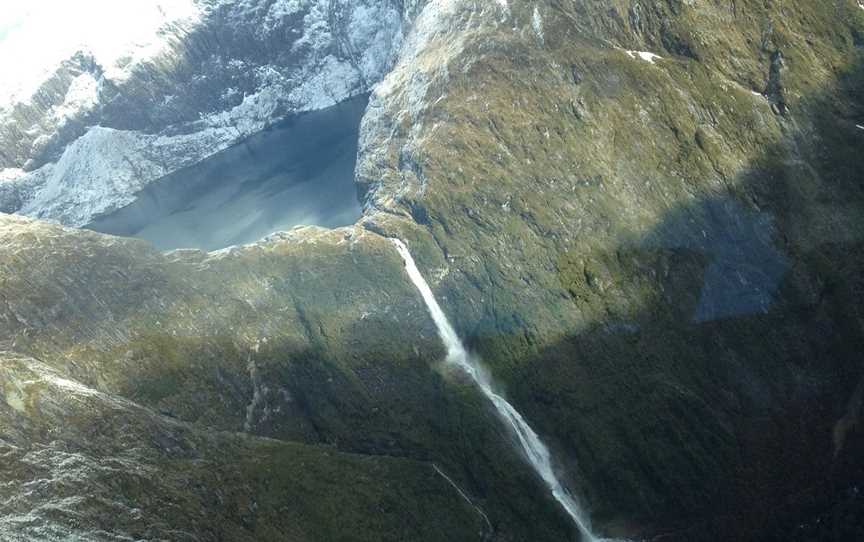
[[0, 0, 406, 226], [357, 0, 864, 538]]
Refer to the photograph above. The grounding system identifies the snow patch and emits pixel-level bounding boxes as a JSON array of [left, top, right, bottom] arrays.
[[532, 7, 544, 42], [625, 50, 663, 64], [263, 0, 305, 35], [50, 72, 101, 124], [0, 168, 23, 182]]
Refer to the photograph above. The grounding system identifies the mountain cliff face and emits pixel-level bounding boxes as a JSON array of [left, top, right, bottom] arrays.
[[358, 1, 864, 537], [1, 1, 863, 541], [0, 0, 405, 225]]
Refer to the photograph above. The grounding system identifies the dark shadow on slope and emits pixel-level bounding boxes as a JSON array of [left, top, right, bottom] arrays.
[[92, 326, 578, 542], [495, 54, 864, 541], [0, 354, 493, 542], [514, 239, 864, 541], [639, 196, 789, 323], [86, 95, 367, 251]]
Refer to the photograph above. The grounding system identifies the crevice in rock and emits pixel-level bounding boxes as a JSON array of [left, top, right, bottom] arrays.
[[432, 463, 495, 539]]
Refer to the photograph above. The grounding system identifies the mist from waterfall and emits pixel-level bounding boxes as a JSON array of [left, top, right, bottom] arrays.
[[390, 238, 599, 542]]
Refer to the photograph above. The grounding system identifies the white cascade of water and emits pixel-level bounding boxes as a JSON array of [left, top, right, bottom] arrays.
[[390, 238, 599, 542]]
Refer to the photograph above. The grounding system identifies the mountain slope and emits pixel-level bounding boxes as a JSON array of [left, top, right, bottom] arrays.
[[0, 213, 576, 541], [0, 1, 863, 541], [357, 0, 864, 537], [0, 351, 488, 541]]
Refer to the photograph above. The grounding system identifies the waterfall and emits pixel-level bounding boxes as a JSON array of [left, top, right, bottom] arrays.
[[390, 238, 599, 542]]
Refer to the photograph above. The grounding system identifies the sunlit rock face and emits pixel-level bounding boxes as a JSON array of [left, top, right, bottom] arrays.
[[0, 0, 406, 227]]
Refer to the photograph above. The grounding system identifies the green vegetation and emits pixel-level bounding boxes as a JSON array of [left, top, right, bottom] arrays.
[[1, 1, 863, 540]]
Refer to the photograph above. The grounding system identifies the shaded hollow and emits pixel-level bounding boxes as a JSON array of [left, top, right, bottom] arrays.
[[86, 94, 368, 251]]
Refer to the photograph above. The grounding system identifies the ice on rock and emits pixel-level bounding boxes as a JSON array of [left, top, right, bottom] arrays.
[[625, 50, 663, 64]]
